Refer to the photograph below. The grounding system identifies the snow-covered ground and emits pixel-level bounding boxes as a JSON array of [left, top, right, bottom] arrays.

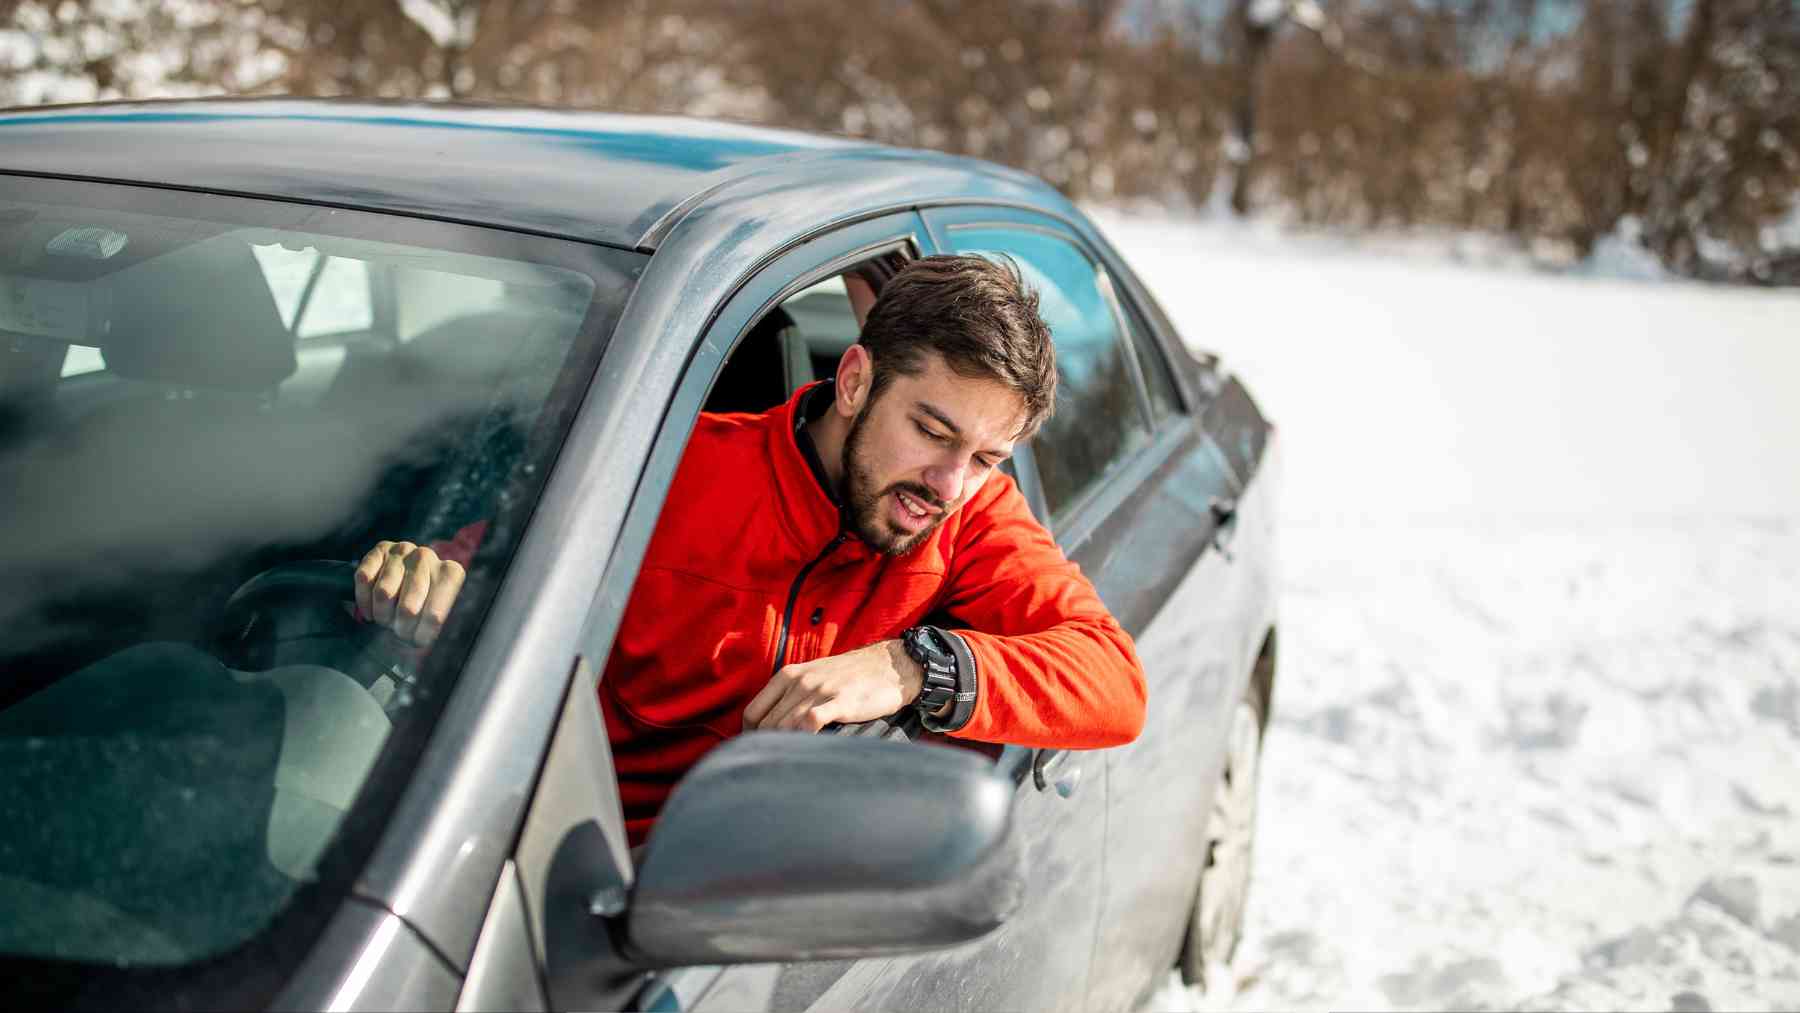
[[1095, 212, 1800, 1012]]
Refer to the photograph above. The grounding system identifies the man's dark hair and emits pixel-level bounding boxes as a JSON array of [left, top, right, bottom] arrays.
[[857, 254, 1056, 438]]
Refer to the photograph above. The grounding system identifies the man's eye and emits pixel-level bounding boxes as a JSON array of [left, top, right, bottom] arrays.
[[915, 422, 948, 443]]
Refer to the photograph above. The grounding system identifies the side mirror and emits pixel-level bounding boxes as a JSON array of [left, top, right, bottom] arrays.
[[623, 731, 1022, 965]]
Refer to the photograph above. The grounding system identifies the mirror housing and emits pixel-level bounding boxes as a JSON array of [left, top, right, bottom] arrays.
[[622, 732, 1021, 965]]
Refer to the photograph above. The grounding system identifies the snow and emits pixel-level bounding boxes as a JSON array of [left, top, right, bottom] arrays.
[[1576, 215, 1671, 284], [1095, 211, 1800, 1012]]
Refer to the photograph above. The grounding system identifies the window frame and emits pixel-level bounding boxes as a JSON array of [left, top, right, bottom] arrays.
[[586, 213, 932, 681], [1096, 267, 1183, 429], [1076, 229, 1212, 417], [605, 210, 1119, 1010], [559, 215, 939, 1013]]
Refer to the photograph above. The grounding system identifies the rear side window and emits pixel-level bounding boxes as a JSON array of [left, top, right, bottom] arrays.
[[1104, 272, 1182, 425], [299, 256, 373, 337], [59, 344, 104, 377], [250, 246, 375, 339], [945, 226, 1150, 520], [396, 263, 505, 341]]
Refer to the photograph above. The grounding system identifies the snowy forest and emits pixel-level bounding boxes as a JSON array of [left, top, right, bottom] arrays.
[[1, 0, 1796, 284]]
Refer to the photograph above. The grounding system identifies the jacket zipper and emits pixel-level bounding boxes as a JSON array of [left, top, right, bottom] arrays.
[[772, 530, 849, 674]]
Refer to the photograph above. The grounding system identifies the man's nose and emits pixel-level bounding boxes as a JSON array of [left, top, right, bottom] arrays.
[[922, 457, 967, 506]]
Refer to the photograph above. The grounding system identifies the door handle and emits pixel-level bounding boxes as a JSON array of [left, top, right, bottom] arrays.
[[1032, 749, 1082, 798], [1208, 496, 1239, 563]]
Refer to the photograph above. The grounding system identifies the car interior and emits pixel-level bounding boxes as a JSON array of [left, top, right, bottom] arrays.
[[701, 252, 903, 417], [0, 204, 594, 964], [1, 234, 588, 685]]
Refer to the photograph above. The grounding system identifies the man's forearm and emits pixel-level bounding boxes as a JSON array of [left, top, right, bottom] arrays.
[[742, 638, 948, 732], [948, 618, 1148, 749]]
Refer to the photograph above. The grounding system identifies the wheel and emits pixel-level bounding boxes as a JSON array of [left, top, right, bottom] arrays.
[[1179, 684, 1266, 993], [212, 559, 416, 695]]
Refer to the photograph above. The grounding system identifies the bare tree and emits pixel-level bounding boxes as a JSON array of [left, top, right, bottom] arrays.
[[1218, 0, 1293, 214], [1639, 0, 1800, 279], [2, 0, 1794, 282]]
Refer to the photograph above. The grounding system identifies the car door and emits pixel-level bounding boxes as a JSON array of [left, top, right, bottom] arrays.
[[1076, 262, 1268, 1012], [924, 206, 1252, 1011], [602, 210, 1106, 1013]]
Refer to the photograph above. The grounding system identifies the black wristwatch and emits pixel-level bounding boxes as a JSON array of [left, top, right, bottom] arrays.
[[902, 625, 959, 717]]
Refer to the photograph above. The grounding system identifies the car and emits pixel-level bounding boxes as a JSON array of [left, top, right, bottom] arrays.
[[0, 98, 1279, 1012]]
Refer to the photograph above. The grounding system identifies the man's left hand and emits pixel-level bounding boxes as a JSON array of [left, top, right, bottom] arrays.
[[743, 640, 924, 733]]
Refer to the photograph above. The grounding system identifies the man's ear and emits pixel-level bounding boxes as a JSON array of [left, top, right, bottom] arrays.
[[834, 344, 873, 418]]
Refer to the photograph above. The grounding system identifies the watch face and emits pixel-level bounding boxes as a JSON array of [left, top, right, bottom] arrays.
[[908, 627, 946, 663]]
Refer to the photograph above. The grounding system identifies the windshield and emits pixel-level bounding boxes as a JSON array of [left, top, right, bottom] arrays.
[[0, 175, 639, 975]]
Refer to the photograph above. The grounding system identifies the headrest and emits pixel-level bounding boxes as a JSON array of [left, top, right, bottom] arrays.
[[102, 239, 295, 391], [703, 306, 802, 416]]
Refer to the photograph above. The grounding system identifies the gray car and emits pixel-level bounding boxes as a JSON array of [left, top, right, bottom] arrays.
[[0, 99, 1278, 1012]]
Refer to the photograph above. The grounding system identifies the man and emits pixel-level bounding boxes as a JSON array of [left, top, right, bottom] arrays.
[[355, 255, 1147, 845]]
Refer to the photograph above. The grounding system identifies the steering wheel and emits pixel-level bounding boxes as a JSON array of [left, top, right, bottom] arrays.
[[214, 559, 418, 698]]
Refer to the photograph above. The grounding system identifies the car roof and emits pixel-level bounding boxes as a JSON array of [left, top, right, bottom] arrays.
[[0, 97, 1066, 252]]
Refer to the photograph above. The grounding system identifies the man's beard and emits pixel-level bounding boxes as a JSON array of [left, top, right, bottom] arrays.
[[840, 407, 949, 556]]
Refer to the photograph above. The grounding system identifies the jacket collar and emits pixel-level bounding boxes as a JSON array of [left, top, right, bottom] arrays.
[[767, 381, 852, 554], [792, 380, 840, 506]]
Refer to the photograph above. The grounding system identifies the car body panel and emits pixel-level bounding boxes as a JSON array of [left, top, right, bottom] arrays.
[[0, 100, 861, 250], [1081, 436, 1255, 1009], [0, 98, 1070, 255], [273, 898, 462, 1012], [824, 745, 1106, 1013], [455, 861, 549, 1013]]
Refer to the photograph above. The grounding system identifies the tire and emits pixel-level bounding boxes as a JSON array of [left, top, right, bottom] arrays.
[[1178, 682, 1266, 993]]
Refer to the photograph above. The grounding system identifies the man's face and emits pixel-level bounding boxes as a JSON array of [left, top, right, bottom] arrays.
[[840, 354, 1026, 555]]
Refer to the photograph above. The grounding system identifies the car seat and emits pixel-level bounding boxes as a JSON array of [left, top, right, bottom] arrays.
[[66, 237, 364, 554], [704, 305, 813, 415], [0, 641, 389, 963], [1, 238, 357, 688]]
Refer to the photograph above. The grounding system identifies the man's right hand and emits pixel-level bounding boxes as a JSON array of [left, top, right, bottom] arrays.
[[354, 540, 466, 647]]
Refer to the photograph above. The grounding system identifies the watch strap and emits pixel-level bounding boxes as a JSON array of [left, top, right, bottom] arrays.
[[906, 626, 957, 707], [920, 628, 978, 734]]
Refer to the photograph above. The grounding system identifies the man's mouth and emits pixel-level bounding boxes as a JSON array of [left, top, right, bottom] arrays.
[[891, 488, 940, 529]]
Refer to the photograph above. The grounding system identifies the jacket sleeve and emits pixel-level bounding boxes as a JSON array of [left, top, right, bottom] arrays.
[[429, 519, 488, 569], [935, 476, 1147, 749]]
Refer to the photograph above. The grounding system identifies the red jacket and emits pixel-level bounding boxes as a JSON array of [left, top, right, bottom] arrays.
[[600, 384, 1146, 845]]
